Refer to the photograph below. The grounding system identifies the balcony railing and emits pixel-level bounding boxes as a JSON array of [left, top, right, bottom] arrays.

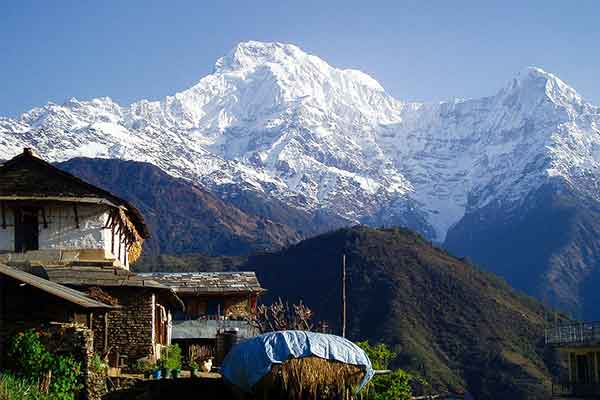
[[552, 381, 600, 398], [172, 318, 257, 340], [545, 322, 600, 346]]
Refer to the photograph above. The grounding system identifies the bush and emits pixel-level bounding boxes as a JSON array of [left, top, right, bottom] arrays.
[[46, 356, 81, 400], [7, 331, 50, 378], [357, 341, 413, 400], [160, 344, 182, 370], [90, 354, 107, 374], [6, 330, 81, 400]]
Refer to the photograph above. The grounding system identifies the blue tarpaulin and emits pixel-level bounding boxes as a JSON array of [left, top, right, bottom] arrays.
[[221, 330, 374, 393]]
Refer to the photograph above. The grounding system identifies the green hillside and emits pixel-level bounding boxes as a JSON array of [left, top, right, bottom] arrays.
[[135, 226, 561, 399]]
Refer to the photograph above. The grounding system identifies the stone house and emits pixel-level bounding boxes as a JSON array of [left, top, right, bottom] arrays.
[[0, 148, 182, 369], [0, 264, 114, 368], [139, 272, 264, 364]]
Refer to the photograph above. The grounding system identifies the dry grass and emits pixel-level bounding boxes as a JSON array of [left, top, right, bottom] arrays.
[[254, 356, 365, 400]]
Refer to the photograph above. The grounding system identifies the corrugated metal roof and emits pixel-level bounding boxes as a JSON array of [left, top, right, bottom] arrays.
[[138, 272, 265, 294], [0, 264, 114, 309]]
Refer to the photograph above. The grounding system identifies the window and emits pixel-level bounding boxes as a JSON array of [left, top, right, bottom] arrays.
[[207, 298, 225, 316], [14, 208, 39, 252]]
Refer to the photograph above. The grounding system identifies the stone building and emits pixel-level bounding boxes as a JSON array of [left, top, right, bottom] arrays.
[[0, 148, 182, 369], [139, 272, 264, 364]]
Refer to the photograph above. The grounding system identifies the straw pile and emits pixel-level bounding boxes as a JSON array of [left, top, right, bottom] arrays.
[[254, 356, 365, 400]]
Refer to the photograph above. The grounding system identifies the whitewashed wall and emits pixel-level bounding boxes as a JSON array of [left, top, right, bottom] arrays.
[[40, 204, 107, 250], [0, 203, 129, 266]]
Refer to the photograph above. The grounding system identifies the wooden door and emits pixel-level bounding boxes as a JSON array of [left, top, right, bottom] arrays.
[[14, 208, 39, 252]]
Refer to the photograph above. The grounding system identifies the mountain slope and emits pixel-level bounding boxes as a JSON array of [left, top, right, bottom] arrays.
[[445, 184, 600, 317], [56, 158, 301, 256], [2, 40, 600, 316], [134, 226, 561, 400], [2, 44, 599, 243]]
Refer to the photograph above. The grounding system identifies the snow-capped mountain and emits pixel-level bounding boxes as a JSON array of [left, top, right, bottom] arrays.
[[1, 41, 599, 245]]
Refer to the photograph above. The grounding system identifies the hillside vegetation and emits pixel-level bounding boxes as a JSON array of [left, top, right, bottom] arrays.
[[135, 226, 561, 399]]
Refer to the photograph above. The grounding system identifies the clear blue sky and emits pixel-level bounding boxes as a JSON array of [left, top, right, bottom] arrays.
[[2, 0, 599, 116]]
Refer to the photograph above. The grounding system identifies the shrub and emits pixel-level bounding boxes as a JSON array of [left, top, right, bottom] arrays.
[[357, 341, 413, 400], [7, 330, 50, 378], [134, 358, 153, 373], [6, 330, 81, 400], [47, 356, 81, 400], [160, 344, 182, 370], [90, 354, 107, 374]]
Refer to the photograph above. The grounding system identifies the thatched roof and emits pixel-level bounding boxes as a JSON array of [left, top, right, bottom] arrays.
[[138, 272, 265, 294], [0, 148, 149, 239]]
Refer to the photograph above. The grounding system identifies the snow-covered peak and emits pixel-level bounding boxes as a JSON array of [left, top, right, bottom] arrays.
[[215, 41, 308, 72], [214, 40, 385, 92], [502, 66, 586, 111], [1, 42, 599, 243]]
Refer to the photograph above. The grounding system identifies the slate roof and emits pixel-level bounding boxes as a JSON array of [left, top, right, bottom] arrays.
[[138, 272, 265, 294], [39, 265, 185, 309], [0, 148, 149, 238], [0, 264, 114, 309], [43, 265, 169, 289]]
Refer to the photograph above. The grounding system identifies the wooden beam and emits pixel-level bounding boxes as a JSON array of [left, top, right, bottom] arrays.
[[41, 207, 48, 229], [1, 202, 5, 229], [102, 211, 114, 229], [73, 205, 79, 229], [111, 225, 115, 254], [104, 313, 109, 351], [0, 276, 4, 368]]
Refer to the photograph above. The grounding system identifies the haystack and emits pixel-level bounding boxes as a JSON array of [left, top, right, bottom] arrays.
[[255, 356, 365, 400], [222, 330, 373, 400]]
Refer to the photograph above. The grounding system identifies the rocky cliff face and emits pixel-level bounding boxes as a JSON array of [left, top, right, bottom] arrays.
[[3, 41, 600, 316]]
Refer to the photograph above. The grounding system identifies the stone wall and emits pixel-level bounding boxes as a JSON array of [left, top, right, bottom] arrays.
[[42, 324, 107, 400], [91, 288, 155, 368]]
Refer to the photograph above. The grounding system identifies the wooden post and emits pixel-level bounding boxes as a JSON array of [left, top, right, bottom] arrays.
[[342, 253, 346, 338], [104, 313, 109, 352], [0, 276, 4, 368], [1, 202, 5, 229]]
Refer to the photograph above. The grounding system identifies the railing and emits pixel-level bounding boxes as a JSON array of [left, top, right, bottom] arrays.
[[545, 321, 600, 345], [172, 318, 257, 340], [552, 381, 600, 398]]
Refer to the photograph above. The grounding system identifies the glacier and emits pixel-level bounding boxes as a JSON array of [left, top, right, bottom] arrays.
[[1, 41, 600, 242]]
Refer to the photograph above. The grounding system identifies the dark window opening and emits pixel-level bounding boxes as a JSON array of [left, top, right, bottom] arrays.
[[207, 298, 225, 316], [577, 354, 590, 383], [14, 208, 39, 252]]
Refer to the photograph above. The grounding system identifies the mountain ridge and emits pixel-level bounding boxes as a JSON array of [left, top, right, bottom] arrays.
[[134, 225, 561, 400], [2, 42, 597, 242], [2, 40, 600, 316]]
